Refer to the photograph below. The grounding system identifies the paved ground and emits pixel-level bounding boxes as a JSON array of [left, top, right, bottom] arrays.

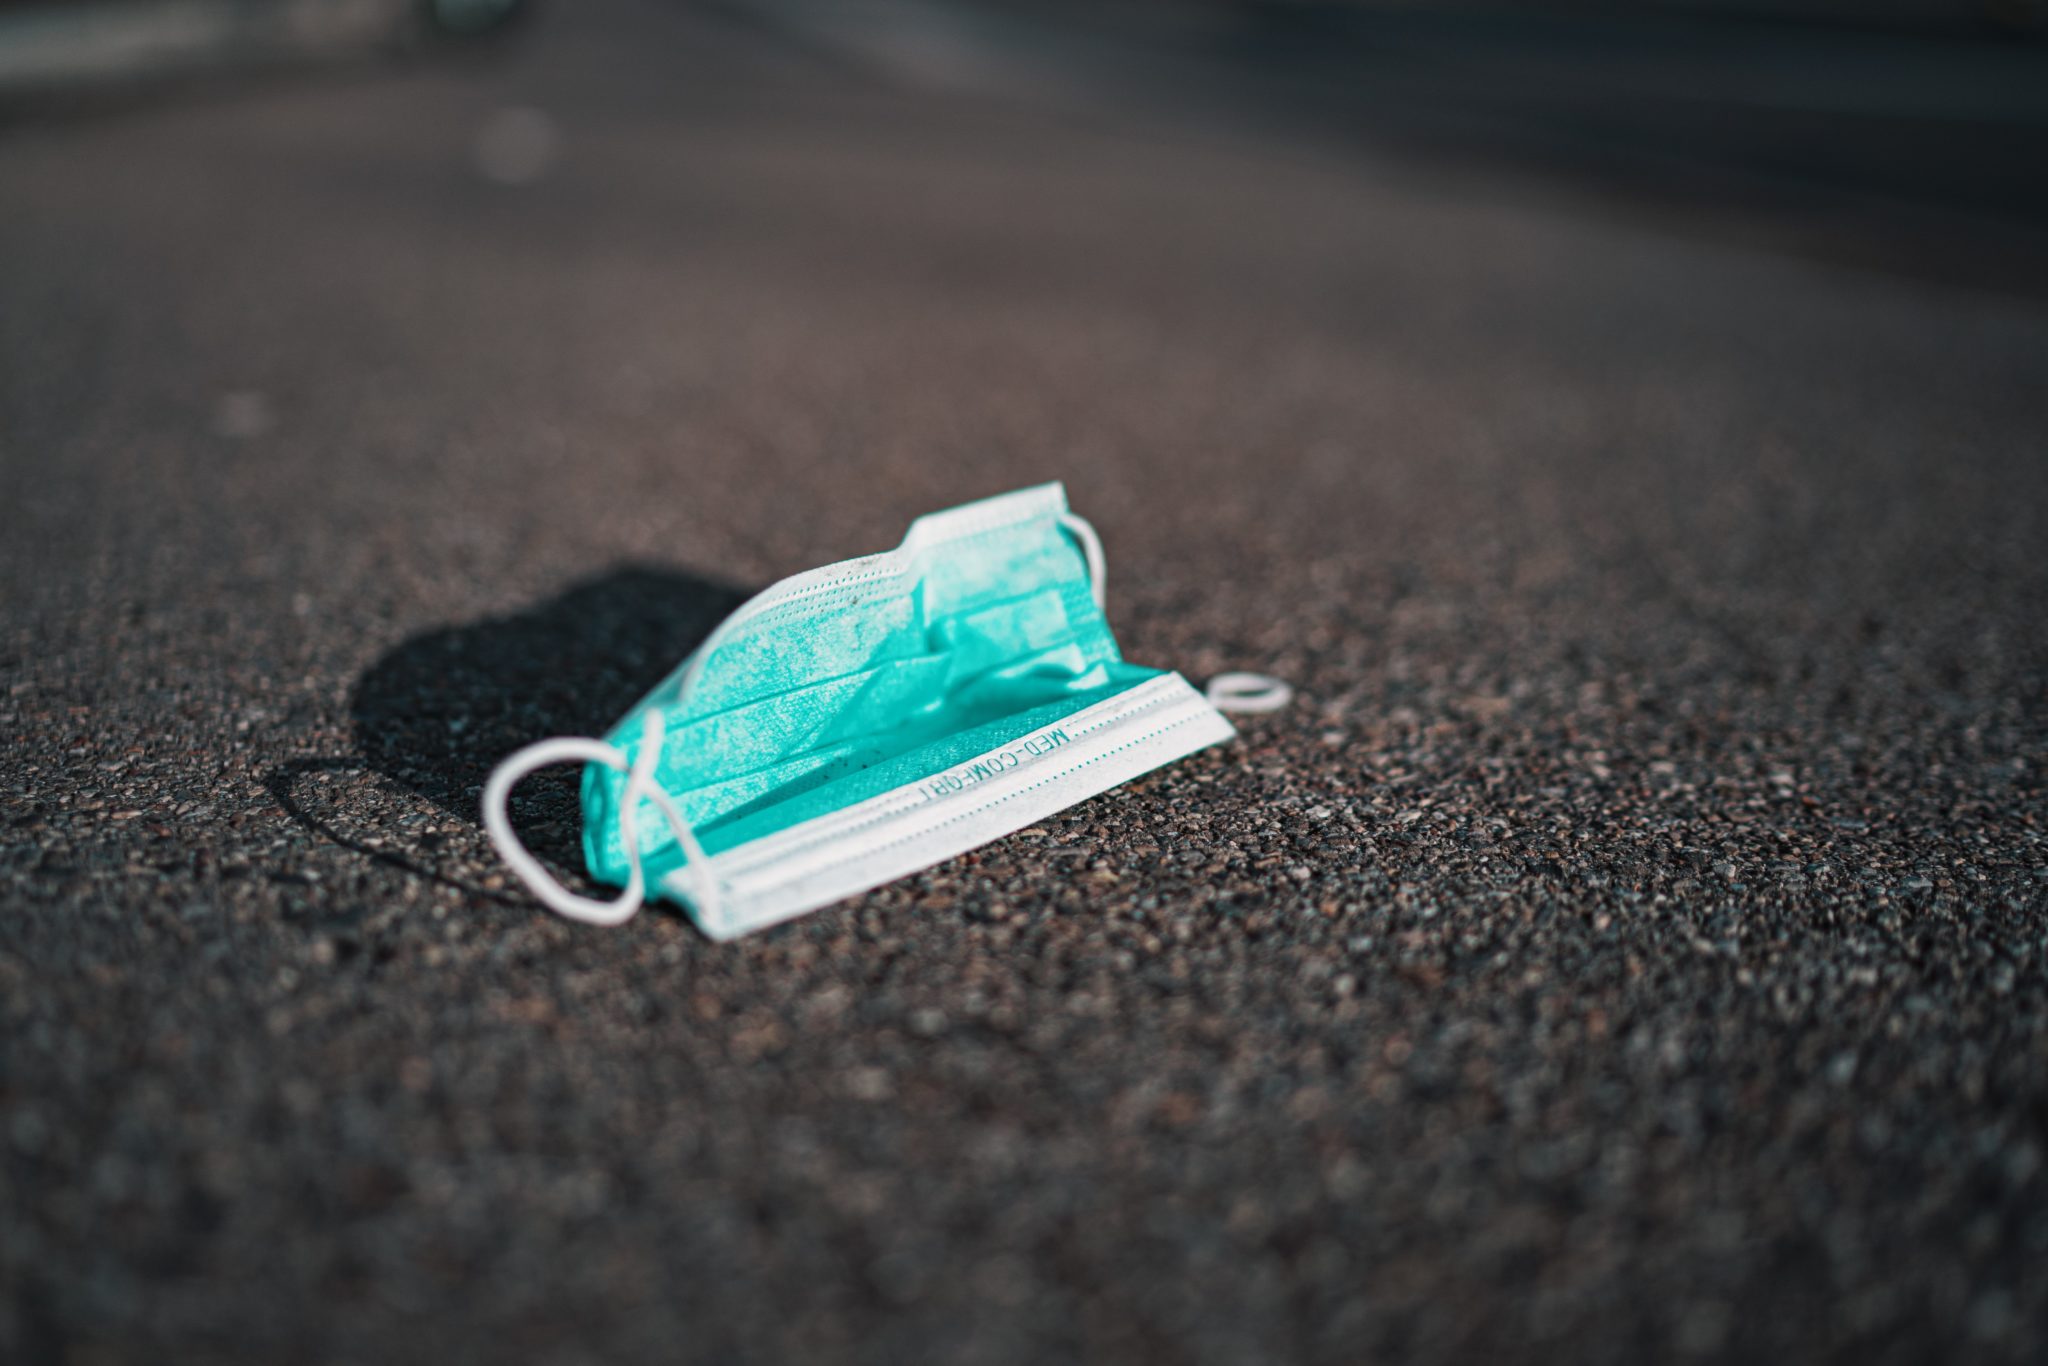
[[3, 2, 2046, 1362]]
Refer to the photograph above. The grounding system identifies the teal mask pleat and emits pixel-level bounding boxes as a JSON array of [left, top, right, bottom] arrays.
[[582, 489, 1139, 884]]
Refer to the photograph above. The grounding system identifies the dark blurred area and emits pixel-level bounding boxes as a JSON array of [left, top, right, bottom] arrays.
[[5, 0, 2044, 292], [720, 0, 2048, 294]]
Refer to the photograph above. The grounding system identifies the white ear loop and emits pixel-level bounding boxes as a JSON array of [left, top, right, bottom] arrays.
[[1205, 672, 1293, 714], [482, 708, 723, 929], [1057, 510, 1107, 610]]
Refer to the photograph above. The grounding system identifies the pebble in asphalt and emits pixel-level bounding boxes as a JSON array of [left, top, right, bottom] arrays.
[[1, 2, 2044, 1362]]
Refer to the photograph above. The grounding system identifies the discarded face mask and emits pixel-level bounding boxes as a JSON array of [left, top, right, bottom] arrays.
[[482, 483, 1291, 940]]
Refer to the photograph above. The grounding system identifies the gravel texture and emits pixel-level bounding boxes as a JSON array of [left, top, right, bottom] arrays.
[[2, 3, 2045, 1363]]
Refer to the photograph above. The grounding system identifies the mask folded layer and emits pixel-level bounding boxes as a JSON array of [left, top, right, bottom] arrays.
[[483, 483, 1238, 939]]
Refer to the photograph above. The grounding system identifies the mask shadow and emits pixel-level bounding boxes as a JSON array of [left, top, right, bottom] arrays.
[[338, 564, 753, 870]]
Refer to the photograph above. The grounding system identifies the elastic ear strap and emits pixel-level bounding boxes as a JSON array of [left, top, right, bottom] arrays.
[[482, 709, 723, 929], [1206, 672, 1293, 714], [1057, 510, 1107, 610]]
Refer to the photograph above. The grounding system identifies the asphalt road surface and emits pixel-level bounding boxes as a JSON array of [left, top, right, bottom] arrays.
[[3, 2, 2046, 1362]]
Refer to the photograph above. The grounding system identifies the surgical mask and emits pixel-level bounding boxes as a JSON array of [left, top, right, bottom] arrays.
[[482, 483, 1289, 939]]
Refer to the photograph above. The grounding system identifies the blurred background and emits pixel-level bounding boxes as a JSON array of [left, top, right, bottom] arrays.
[[3, 2, 2046, 1364], [4, 0, 2045, 288], [4, 0, 2048, 278]]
